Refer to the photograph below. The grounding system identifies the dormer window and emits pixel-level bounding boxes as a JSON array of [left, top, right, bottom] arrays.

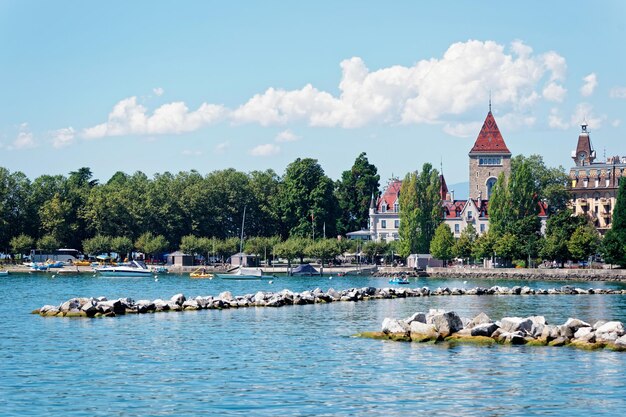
[[381, 204, 387, 213], [393, 203, 398, 213], [468, 210, 473, 220]]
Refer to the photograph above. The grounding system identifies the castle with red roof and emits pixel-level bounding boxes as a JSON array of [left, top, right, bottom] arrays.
[[368, 107, 547, 242]]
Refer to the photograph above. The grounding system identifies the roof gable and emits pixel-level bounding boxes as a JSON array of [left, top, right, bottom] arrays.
[[469, 111, 511, 154]]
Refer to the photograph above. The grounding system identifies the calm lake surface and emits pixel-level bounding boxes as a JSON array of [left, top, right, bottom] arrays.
[[2, 273, 626, 416]]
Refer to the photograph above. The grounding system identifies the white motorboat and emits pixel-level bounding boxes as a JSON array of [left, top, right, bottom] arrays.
[[95, 260, 154, 277], [215, 267, 274, 280]]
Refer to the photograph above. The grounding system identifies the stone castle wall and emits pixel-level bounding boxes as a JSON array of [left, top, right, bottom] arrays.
[[469, 155, 511, 200]]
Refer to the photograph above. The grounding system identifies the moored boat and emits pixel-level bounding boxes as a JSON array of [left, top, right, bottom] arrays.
[[95, 260, 154, 277], [190, 267, 213, 279], [215, 267, 274, 280], [0, 270, 9, 276], [389, 277, 410, 285]]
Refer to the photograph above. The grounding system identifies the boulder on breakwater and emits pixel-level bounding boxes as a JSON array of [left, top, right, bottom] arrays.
[[32, 284, 626, 319], [362, 309, 626, 352]]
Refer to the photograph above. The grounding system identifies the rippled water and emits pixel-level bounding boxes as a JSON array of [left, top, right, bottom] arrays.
[[1, 273, 626, 416]]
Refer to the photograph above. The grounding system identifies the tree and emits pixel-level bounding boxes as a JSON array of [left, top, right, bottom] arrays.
[[111, 236, 134, 261], [397, 172, 419, 258], [135, 232, 169, 262], [453, 224, 477, 262], [612, 177, 626, 243], [10, 234, 34, 257], [82, 235, 112, 256], [429, 223, 454, 265], [362, 240, 387, 264], [180, 235, 202, 256], [540, 210, 588, 265], [278, 158, 338, 239], [488, 173, 512, 235], [599, 229, 625, 268], [472, 230, 498, 261], [335, 152, 380, 235], [567, 225, 600, 262], [494, 232, 520, 262], [274, 238, 299, 272], [511, 154, 570, 213], [306, 239, 341, 272], [397, 164, 441, 257], [37, 234, 60, 252]]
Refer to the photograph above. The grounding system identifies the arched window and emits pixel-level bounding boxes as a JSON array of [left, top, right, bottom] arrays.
[[486, 177, 497, 199]]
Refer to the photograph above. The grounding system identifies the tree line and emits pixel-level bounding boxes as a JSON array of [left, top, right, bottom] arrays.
[[0, 153, 380, 257]]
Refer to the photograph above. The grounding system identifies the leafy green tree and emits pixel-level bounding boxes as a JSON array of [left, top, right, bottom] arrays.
[[274, 238, 299, 271], [567, 225, 600, 262], [278, 158, 338, 239], [511, 154, 569, 213], [111, 236, 134, 261], [135, 232, 169, 262], [599, 229, 625, 268], [0, 169, 33, 248], [362, 240, 387, 264], [540, 209, 588, 265], [306, 239, 341, 271], [10, 234, 34, 257], [611, 177, 626, 244], [82, 235, 112, 256], [472, 230, 499, 261], [429, 223, 454, 265], [398, 172, 419, 258], [180, 235, 202, 256], [453, 224, 477, 262], [37, 234, 60, 252], [494, 232, 519, 262], [335, 152, 380, 235], [488, 173, 512, 235]]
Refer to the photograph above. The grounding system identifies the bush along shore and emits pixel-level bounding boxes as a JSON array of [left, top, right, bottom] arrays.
[[33, 284, 626, 319], [359, 309, 626, 352]]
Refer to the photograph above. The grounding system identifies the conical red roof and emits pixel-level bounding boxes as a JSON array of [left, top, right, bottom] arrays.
[[469, 111, 511, 154]]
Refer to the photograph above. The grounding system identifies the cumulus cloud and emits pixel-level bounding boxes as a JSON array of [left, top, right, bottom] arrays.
[[612, 119, 621, 128], [215, 141, 230, 153], [548, 108, 569, 130], [83, 40, 570, 138], [233, 40, 567, 129], [542, 82, 567, 102], [250, 143, 280, 156], [442, 121, 482, 138], [153, 87, 164, 96], [610, 87, 626, 99], [10, 123, 36, 150], [275, 129, 300, 142], [580, 73, 597, 97], [82, 97, 225, 138], [548, 103, 606, 130], [51, 127, 75, 148]]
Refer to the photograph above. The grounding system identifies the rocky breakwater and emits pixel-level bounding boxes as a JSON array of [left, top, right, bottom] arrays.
[[32, 284, 626, 319], [359, 309, 626, 351]]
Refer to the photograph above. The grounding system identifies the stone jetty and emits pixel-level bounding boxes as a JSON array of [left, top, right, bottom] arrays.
[[33, 284, 626, 319], [359, 309, 626, 351]]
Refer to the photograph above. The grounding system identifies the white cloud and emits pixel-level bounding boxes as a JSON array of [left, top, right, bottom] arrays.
[[610, 87, 626, 98], [153, 87, 164, 97], [10, 123, 36, 150], [542, 82, 567, 102], [570, 103, 604, 129], [250, 143, 280, 156], [51, 127, 75, 148], [233, 40, 568, 129], [215, 141, 230, 153], [548, 108, 569, 130], [181, 149, 203, 156], [82, 96, 225, 138], [275, 129, 300, 142], [580, 73, 597, 97], [612, 119, 621, 128], [442, 121, 482, 138]]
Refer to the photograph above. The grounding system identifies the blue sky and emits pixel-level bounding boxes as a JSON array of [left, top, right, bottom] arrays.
[[1, 1, 625, 189]]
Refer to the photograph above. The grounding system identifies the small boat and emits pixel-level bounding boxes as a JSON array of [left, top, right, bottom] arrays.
[[336, 272, 346, 277], [190, 268, 213, 279], [0, 270, 9, 276], [29, 263, 49, 272], [215, 267, 274, 280], [46, 261, 65, 268], [74, 260, 91, 267], [95, 260, 153, 277], [389, 277, 410, 285], [291, 263, 320, 276], [152, 266, 169, 273]]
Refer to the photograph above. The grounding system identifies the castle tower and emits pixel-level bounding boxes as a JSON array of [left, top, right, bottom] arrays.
[[571, 123, 596, 166], [468, 108, 511, 200]]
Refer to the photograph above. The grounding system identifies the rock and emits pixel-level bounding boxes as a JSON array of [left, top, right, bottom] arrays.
[[218, 291, 234, 301], [99, 300, 125, 315], [467, 312, 492, 329], [500, 317, 533, 334], [560, 318, 591, 338], [136, 300, 156, 313], [615, 335, 626, 347], [527, 316, 547, 338], [170, 293, 186, 306], [167, 301, 182, 311], [593, 320, 608, 330], [430, 311, 463, 337], [574, 327, 596, 343], [182, 299, 200, 310], [409, 322, 438, 341], [595, 321, 625, 342], [425, 309, 446, 324], [471, 323, 499, 337], [404, 312, 426, 325], [548, 337, 569, 346], [80, 299, 98, 317], [327, 288, 341, 301], [540, 325, 560, 342], [382, 318, 410, 335], [60, 298, 82, 312]]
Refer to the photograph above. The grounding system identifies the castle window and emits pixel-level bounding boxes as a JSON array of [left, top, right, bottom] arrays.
[[480, 224, 485, 233], [468, 211, 473, 220], [394, 220, 399, 228], [595, 179, 599, 187], [454, 224, 460, 234], [479, 157, 502, 166], [486, 177, 497, 199], [583, 179, 588, 188], [393, 203, 398, 213], [381, 220, 387, 229]]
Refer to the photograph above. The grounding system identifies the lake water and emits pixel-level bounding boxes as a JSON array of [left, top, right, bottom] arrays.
[[1, 273, 626, 416]]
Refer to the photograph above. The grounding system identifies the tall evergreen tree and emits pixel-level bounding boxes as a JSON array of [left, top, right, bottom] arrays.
[[487, 172, 511, 235], [335, 152, 380, 235], [397, 172, 419, 258]]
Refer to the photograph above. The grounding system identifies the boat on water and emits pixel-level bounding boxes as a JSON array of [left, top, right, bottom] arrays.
[[29, 263, 50, 272], [190, 267, 213, 279], [0, 270, 9, 276], [94, 260, 154, 277], [291, 263, 320, 276], [389, 277, 410, 285], [152, 266, 169, 273], [215, 267, 274, 280]]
